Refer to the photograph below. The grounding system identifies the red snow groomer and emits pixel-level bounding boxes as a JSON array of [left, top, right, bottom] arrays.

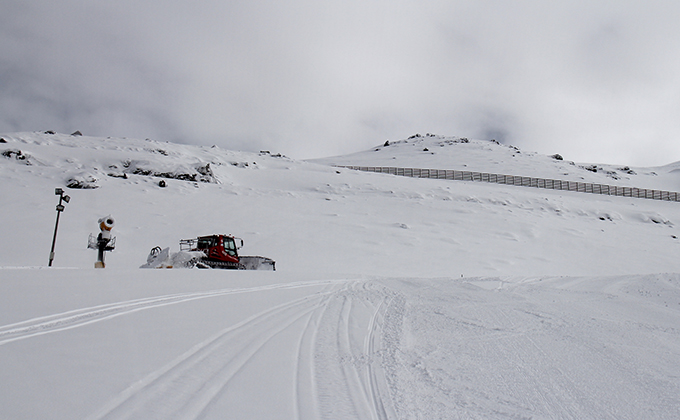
[[179, 234, 275, 270]]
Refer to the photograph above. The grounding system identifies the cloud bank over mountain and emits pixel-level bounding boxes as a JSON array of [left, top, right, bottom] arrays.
[[2, 1, 680, 165]]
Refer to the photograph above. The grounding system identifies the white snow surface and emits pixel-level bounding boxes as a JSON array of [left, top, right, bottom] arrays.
[[1, 131, 680, 419]]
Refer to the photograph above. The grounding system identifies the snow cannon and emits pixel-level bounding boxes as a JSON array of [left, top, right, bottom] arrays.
[[88, 215, 116, 268]]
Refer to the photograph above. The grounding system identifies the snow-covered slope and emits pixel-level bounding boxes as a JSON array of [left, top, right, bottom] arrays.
[[2, 131, 680, 276], [312, 133, 680, 192], [2, 131, 680, 419]]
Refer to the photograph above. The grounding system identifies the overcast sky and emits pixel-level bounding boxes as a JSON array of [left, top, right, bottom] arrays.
[[2, 1, 680, 166]]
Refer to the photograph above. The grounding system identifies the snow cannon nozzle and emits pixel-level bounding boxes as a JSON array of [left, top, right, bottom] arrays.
[[99, 215, 115, 232]]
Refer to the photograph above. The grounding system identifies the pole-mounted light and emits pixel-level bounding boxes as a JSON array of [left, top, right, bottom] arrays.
[[49, 188, 71, 267]]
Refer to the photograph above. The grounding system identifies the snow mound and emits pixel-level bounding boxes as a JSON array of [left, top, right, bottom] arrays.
[[139, 247, 204, 269]]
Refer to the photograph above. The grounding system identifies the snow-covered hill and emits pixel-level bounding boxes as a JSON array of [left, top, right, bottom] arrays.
[[312, 133, 680, 191], [1, 131, 680, 419], [2, 131, 680, 276]]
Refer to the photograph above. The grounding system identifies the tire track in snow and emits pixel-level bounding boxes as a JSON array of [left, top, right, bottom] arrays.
[[363, 297, 394, 420], [314, 281, 398, 420], [0, 280, 345, 346], [87, 286, 339, 420], [294, 288, 334, 420]]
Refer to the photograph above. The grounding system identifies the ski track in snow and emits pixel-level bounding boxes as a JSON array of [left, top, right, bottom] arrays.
[[88, 289, 333, 420], [313, 281, 400, 420], [3, 274, 680, 419], [78, 280, 400, 420], [0, 279, 347, 347]]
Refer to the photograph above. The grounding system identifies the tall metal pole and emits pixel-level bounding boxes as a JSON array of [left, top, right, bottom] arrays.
[[49, 189, 69, 267], [48, 203, 62, 266]]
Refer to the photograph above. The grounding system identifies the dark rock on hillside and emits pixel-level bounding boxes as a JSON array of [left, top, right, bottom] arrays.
[[2, 149, 30, 164]]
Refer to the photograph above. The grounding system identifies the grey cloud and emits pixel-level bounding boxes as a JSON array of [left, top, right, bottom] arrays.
[[0, 1, 182, 138], [2, 1, 680, 165]]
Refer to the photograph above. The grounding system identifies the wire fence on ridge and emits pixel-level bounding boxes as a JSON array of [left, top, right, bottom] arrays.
[[337, 166, 680, 203]]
